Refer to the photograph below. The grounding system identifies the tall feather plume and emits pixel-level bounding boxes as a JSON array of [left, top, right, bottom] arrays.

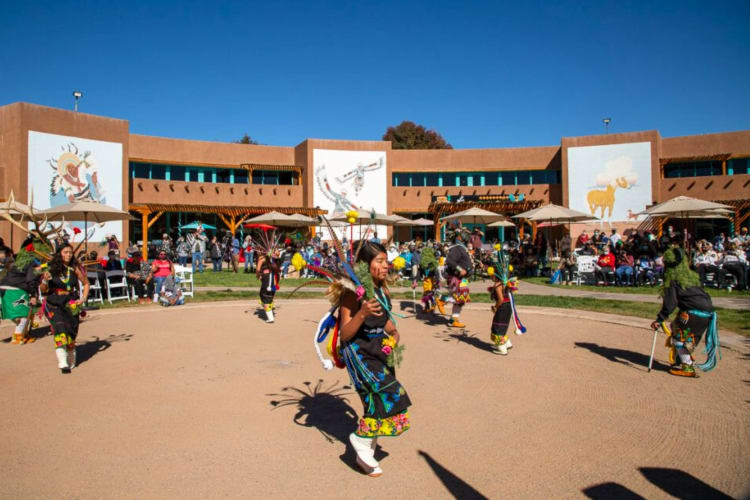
[[319, 215, 347, 264]]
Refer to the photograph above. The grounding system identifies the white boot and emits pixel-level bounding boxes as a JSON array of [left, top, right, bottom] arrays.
[[55, 348, 70, 373], [265, 307, 274, 323], [67, 347, 77, 370], [349, 432, 381, 475], [495, 342, 509, 355], [505, 338, 513, 350]]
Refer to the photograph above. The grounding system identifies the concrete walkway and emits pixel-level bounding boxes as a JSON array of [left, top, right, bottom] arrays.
[[197, 279, 750, 310]]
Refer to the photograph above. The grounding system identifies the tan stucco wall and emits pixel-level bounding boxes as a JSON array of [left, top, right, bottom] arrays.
[[0, 102, 130, 247]]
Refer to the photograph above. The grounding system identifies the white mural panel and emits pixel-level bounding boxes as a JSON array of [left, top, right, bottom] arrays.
[[568, 142, 652, 223], [28, 131, 124, 242], [313, 149, 387, 241]]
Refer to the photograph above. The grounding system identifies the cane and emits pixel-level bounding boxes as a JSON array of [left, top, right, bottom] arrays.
[[648, 325, 660, 373]]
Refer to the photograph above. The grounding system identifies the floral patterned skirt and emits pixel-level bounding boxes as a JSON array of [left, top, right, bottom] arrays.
[[448, 276, 470, 304], [356, 411, 410, 438]]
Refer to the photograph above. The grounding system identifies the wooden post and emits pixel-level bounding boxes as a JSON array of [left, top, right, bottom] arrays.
[[138, 208, 151, 261]]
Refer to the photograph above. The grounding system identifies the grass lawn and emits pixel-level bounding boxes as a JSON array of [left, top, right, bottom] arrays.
[[192, 270, 311, 288], [522, 276, 750, 299]]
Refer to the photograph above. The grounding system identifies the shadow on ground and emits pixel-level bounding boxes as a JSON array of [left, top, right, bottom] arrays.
[[582, 467, 733, 499], [574, 342, 670, 372], [418, 450, 488, 499], [76, 333, 134, 366], [433, 330, 496, 353], [267, 379, 389, 473]]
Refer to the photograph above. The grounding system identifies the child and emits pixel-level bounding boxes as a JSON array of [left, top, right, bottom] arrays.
[[159, 276, 184, 307], [488, 248, 516, 355], [257, 252, 280, 323]]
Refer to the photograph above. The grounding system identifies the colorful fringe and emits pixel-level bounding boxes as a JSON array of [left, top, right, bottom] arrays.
[[692, 310, 721, 372], [508, 292, 526, 334]]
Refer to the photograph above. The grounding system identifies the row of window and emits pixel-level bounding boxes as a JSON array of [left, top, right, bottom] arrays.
[[663, 158, 750, 178], [392, 170, 561, 187], [129, 162, 299, 185]]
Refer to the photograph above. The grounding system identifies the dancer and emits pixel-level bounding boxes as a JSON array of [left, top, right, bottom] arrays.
[[419, 246, 439, 313], [298, 223, 410, 478], [337, 242, 410, 477], [488, 248, 515, 355], [650, 236, 719, 378], [442, 225, 472, 328], [40, 244, 89, 374], [253, 228, 282, 323], [0, 242, 44, 344]]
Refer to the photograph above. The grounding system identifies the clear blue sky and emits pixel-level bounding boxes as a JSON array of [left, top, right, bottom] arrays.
[[2, 0, 748, 148]]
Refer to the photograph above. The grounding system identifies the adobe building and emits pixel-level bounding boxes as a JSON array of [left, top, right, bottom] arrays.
[[1, 101, 748, 254]]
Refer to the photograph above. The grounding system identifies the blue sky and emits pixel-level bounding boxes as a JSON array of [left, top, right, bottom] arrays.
[[2, 0, 748, 148]]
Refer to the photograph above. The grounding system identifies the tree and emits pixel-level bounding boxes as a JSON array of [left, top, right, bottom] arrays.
[[382, 121, 452, 150], [234, 134, 260, 145]]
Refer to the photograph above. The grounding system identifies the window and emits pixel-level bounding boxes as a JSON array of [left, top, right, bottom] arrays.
[[390, 169, 561, 187], [251, 170, 297, 185], [728, 158, 749, 175], [664, 160, 724, 178], [130, 162, 150, 179]]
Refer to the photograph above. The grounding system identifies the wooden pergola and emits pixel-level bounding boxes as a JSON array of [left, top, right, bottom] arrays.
[[129, 203, 326, 260], [636, 198, 750, 236], [427, 198, 543, 239]]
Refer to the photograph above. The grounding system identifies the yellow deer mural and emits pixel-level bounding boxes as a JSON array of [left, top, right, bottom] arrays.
[[586, 176, 629, 218]]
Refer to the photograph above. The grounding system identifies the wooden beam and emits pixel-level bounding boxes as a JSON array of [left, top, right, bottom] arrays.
[[136, 208, 151, 261], [147, 211, 164, 229]]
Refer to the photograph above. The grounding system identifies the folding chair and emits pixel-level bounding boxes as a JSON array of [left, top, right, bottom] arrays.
[[174, 265, 194, 298], [104, 270, 131, 304], [574, 256, 596, 285], [85, 271, 105, 305]]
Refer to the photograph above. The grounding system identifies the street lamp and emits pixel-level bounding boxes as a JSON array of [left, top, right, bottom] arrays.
[[73, 91, 82, 112], [603, 117, 611, 134]]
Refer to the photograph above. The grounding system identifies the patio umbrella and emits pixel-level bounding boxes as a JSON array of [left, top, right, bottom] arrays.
[[488, 219, 516, 228], [243, 223, 276, 231], [41, 201, 134, 255], [179, 221, 217, 231], [440, 207, 507, 225], [330, 211, 396, 225], [512, 203, 597, 224], [395, 218, 434, 227], [243, 211, 295, 226], [285, 213, 318, 227], [639, 196, 732, 218]]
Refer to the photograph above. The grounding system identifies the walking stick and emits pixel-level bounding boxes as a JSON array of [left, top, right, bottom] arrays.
[[648, 325, 659, 373]]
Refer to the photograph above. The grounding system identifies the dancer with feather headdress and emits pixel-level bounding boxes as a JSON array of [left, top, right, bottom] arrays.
[[419, 245, 440, 314], [252, 227, 282, 323], [441, 224, 473, 328], [291, 216, 411, 477], [0, 192, 89, 373], [487, 244, 526, 355]]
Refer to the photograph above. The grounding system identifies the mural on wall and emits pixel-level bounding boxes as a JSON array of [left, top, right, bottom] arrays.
[[28, 131, 123, 241], [567, 142, 652, 224], [313, 149, 387, 240]]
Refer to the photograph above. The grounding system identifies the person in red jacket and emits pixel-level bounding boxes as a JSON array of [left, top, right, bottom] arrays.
[[595, 245, 615, 285]]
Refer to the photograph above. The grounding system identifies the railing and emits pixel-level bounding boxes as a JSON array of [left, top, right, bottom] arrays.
[[130, 179, 304, 207]]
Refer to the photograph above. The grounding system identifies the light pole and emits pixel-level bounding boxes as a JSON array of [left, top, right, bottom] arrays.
[[73, 91, 82, 112], [603, 117, 611, 135]]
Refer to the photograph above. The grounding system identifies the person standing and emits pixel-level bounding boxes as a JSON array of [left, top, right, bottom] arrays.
[[230, 233, 241, 273], [243, 235, 254, 273], [209, 236, 222, 272], [176, 236, 190, 267], [441, 226, 473, 328], [40, 244, 89, 374], [191, 230, 207, 274]]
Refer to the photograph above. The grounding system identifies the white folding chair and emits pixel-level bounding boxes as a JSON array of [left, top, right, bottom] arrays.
[[575, 256, 596, 285], [85, 271, 105, 305], [104, 270, 131, 304], [174, 265, 194, 298]]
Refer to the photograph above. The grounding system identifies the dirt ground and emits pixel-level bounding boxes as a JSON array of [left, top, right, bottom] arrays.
[[1, 300, 748, 499]]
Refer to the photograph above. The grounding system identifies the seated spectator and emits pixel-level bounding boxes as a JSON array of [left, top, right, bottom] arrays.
[[151, 249, 175, 301], [719, 243, 747, 290], [558, 249, 577, 285], [614, 246, 634, 285], [636, 255, 656, 285], [576, 230, 589, 248], [126, 251, 153, 304], [693, 241, 720, 285], [159, 275, 184, 307], [654, 252, 665, 278], [104, 251, 123, 271], [595, 245, 615, 285], [579, 241, 597, 256], [524, 247, 538, 277]]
